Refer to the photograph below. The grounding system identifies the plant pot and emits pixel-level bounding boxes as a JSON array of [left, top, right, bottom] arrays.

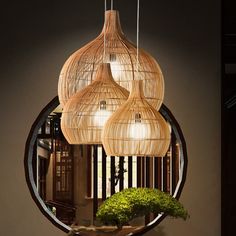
[[70, 225, 144, 236]]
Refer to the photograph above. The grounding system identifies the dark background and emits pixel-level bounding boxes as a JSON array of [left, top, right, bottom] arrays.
[[222, 0, 236, 236], [0, 0, 219, 79]]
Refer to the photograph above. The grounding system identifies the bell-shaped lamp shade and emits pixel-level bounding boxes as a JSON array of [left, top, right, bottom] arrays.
[[61, 63, 129, 144], [58, 10, 164, 110], [102, 80, 170, 157]]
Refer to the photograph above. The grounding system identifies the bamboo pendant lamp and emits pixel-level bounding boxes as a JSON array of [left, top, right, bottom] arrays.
[[102, 80, 170, 157], [58, 10, 164, 110], [61, 63, 129, 145]]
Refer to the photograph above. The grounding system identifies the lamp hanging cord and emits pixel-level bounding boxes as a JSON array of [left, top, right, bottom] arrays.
[[103, 0, 107, 62], [136, 0, 140, 75], [111, 0, 114, 10]]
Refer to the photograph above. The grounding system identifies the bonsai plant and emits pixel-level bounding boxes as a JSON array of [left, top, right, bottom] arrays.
[[96, 188, 189, 229]]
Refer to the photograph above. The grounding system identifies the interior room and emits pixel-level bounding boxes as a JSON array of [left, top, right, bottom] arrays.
[[0, 0, 229, 235]]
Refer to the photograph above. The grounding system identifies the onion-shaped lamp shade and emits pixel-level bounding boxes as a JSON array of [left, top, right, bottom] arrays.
[[61, 63, 129, 145], [102, 80, 170, 157], [58, 10, 164, 110]]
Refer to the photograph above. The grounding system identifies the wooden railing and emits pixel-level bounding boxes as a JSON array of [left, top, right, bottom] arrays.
[[90, 130, 180, 225], [45, 200, 76, 225]]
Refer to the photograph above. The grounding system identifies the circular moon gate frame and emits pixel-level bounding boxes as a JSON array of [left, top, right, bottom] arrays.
[[24, 96, 188, 235]]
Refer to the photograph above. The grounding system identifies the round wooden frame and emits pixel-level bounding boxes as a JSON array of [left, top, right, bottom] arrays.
[[24, 96, 188, 235]]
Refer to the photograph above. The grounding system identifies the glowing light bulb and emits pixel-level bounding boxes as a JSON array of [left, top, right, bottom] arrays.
[[94, 100, 112, 127], [94, 110, 112, 127], [129, 113, 147, 139], [130, 123, 147, 139], [109, 53, 121, 79]]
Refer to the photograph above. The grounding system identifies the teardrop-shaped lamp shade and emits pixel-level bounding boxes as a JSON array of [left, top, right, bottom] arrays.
[[61, 63, 129, 144], [58, 10, 164, 110], [102, 80, 170, 156]]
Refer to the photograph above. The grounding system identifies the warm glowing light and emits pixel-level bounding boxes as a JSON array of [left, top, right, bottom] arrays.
[[58, 11, 165, 110], [110, 61, 122, 79], [94, 109, 112, 127], [130, 122, 147, 139], [61, 64, 129, 145], [102, 81, 170, 156]]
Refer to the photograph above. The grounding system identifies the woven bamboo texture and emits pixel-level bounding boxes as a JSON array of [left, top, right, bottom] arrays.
[[58, 10, 164, 110], [61, 63, 129, 145], [102, 80, 170, 157]]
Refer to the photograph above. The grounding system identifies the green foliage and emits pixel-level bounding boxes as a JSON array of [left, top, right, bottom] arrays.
[[96, 188, 189, 227]]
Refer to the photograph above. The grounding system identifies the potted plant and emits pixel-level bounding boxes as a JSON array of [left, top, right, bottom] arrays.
[[69, 188, 189, 236], [96, 188, 189, 229]]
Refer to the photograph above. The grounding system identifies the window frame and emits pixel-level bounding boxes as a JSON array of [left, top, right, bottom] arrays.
[[24, 96, 188, 235]]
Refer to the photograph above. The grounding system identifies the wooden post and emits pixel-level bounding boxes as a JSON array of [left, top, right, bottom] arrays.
[[145, 157, 150, 188], [162, 155, 168, 192], [102, 147, 107, 201], [86, 145, 92, 198], [128, 156, 133, 188], [137, 157, 141, 187], [93, 145, 98, 220], [145, 156, 151, 225], [154, 157, 162, 190], [119, 156, 124, 191], [142, 157, 145, 187], [110, 156, 116, 195]]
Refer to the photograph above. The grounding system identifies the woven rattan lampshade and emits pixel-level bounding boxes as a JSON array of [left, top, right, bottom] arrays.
[[58, 10, 164, 110], [102, 80, 170, 157], [61, 63, 129, 145]]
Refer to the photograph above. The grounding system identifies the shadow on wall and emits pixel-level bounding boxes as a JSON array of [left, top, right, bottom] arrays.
[[156, 226, 166, 236], [145, 226, 166, 236]]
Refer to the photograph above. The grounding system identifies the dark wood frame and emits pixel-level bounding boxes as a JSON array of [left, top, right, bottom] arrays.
[[24, 96, 188, 235], [24, 97, 71, 233], [221, 0, 236, 235], [53, 139, 74, 205]]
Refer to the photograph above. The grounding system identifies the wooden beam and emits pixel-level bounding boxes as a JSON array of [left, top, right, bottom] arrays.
[[154, 157, 162, 218], [145, 156, 151, 225], [162, 156, 168, 192], [102, 147, 107, 201], [145, 157, 150, 188], [142, 157, 145, 187], [86, 145, 92, 198], [154, 158, 162, 190], [119, 156, 124, 191], [128, 156, 133, 188], [137, 157, 141, 187], [93, 145, 98, 220], [110, 156, 116, 195]]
